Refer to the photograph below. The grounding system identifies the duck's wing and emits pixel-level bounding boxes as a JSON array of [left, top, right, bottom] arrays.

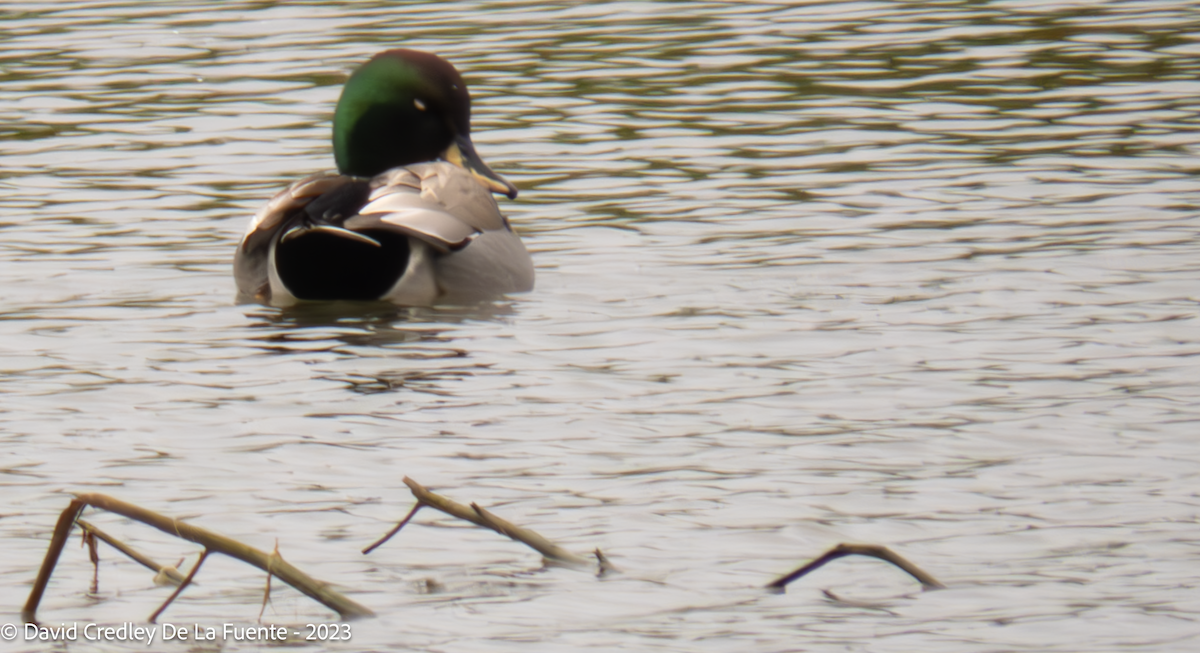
[[343, 162, 533, 299], [234, 172, 358, 299], [344, 162, 511, 251]]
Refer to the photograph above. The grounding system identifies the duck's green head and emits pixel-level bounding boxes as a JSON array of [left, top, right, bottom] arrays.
[[332, 49, 517, 198]]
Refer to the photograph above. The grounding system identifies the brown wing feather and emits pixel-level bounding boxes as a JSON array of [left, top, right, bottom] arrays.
[[345, 162, 507, 251]]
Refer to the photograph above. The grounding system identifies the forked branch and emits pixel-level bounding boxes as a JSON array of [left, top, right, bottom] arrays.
[[23, 493, 374, 623], [364, 477, 595, 569]]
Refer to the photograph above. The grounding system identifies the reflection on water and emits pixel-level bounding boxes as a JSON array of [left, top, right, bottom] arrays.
[[2, 1, 1199, 651]]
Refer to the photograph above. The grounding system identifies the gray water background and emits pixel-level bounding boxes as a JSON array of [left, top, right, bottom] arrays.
[[2, 1, 1199, 651]]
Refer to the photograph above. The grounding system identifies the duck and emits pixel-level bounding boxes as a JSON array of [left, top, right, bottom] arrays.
[[234, 49, 533, 306]]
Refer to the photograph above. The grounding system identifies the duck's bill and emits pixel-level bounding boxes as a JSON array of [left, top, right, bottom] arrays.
[[441, 135, 519, 199]]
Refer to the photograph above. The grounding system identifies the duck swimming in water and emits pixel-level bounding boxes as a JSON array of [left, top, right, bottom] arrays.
[[234, 49, 533, 306]]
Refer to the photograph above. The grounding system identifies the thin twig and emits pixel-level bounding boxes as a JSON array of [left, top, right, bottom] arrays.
[[149, 548, 209, 623], [82, 529, 99, 594], [594, 548, 620, 577], [259, 539, 280, 623], [766, 543, 944, 591], [362, 502, 423, 554], [77, 519, 187, 585]]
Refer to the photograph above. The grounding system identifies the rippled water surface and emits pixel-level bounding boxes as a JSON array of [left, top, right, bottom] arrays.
[[3, 1, 1199, 651]]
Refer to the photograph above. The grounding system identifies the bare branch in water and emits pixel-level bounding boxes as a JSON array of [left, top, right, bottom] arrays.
[[23, 494, 374, 623], [594, 548, 620, 577], [767, 543, 945, 592], [366, 477, 595, 569], [362, 501, 422, 554]]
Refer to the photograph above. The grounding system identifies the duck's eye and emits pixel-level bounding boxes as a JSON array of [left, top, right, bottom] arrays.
[[414, 98, 427, 111]]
